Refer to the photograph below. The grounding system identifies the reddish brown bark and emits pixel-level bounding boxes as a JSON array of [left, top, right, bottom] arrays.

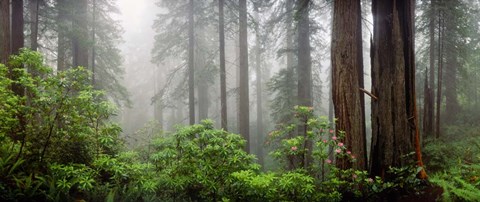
[[370, 0, 426, 179], [332, 0, 366, 170], [0, 0, 10, 64]]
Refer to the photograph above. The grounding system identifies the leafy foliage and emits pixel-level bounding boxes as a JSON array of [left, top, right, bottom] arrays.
[[431, 164, 480, 201], [0, 49, 127, 201], [150, 119, 258, 200]]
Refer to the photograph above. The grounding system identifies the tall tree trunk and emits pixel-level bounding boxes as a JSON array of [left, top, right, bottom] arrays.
[[286, 0, 294, 71], [196, 29, 208, 121], [435, 10, 443, 138], [154, 66, 163, 130], [425, 0, 436, 138], [188, 0, 195, 125], [296, 0, 312, 169], [285, 0, 296, 170], [91, 0, 96, 86], [328, 69, 334, 123], [0, 0, 10, 64], [422, 69, 430, 138], [218, 0, 227, 130], [332, 0, 366, 170], [254, 5, 264, 166], [11, 0, 24, 98], [370, 0, 426, 179], [29, 0, 39, 51], [10, 0, 26, 161], [72, 0, 88, 68], [11, 0, 23, 55], [56, 0, 67, 71], [444, 28, 459, 125], [297, 0, 312, 108], [239, 0, 250, 153]]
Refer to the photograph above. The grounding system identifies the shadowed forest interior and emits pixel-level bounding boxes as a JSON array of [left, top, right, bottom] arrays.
[[1, 0, 480, 201]]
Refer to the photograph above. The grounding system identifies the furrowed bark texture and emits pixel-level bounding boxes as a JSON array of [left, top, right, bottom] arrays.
[[370, 0, 426, 179], [0, 0, 10, 64], [331, 0, 366, 170]]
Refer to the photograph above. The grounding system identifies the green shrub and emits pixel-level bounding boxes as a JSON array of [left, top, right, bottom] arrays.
[[150, 119, 258, 200], [0, 49, 126, 201]]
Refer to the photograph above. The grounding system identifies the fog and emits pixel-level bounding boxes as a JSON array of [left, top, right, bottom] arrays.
[[3, 0, 480, 200]]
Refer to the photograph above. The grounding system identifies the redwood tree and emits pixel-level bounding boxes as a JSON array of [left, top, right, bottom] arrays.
[[188, 0, 195, 125], [370, 0, 427, 179], [0, 0, 10, 64], [11, 0, 24, 55], [218, 0, 227, 130], [72, 0, 88, 68], [331, 0, 366, 170], [254, 4, 264, 166], [296, 0, 312, 168], [239, 0, 250, 153], [29, 0, 39, 51]]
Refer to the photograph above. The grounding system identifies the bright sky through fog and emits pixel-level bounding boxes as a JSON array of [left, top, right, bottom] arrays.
[[117, 0, 146, 29]]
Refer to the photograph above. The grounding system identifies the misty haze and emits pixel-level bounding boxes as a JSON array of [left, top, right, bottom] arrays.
[[0, 0, 479, 201]]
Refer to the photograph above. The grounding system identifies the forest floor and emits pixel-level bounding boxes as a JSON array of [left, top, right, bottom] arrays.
[[395, 185, 443, 202]]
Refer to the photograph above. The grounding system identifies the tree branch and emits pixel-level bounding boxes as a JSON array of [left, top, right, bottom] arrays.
[[360, 88, 378, 101]]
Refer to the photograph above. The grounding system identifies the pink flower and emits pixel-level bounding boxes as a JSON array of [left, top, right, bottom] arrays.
[[323, 139, 328, 143], [347, 151, 351, 154], [367, 178, 374, 183], [329, 129, 334, 134], [325, 159, 332, 164], [291, 146, 298, 151], [338, 142, 344, 147], [352, 174, 358, 179], [335, 148, 341, 153], [332, 136, 337, 140]]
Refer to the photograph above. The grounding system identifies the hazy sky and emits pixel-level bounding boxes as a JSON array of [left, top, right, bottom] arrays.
[[117, 0, 159, 135]]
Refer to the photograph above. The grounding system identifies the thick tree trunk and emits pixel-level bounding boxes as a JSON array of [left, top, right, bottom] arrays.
[[218, 0, 227, 130], [332, 0, 366, 170], [188, 0, 195, 125], [11, 0, 24, 98], [72, 0, 88, 68], [0, 0, 10, 64], [297, 0, 312, 108], [444, 38, 459, 125], [370, 0, 426, 179], [425, 0, 436, 137], [11, 0, 23, 55], [29, 0, 39, 51], [239, 0, 250, 153], [296, 0, 312, 169]]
